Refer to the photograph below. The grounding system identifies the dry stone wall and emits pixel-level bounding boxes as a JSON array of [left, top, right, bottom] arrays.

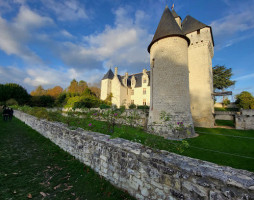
[[236, 109, 254, 130], [14, 110, 254, 200]]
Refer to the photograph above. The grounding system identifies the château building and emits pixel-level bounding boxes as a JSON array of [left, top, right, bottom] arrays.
[[101, 6, 214, 129]]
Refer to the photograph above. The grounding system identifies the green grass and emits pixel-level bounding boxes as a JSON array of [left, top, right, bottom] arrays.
[[214, 107, 239, 111], [0, 117, 135, 200], [215, 120, 235, 127], [13, 107, 254, 172], [183, 127, 254, 172]]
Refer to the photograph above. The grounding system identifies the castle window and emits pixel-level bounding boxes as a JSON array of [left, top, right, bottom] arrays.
[[197, 29, 200, 34], [131, 89, 134, 95], [143, 78, 147, 83], [143, 88, 146, 95], [131, 100, 134, 104], [143, 99, 146, 105]]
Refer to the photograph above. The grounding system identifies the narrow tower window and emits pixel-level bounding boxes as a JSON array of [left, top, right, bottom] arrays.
[[143, 88, 146, 95], [197, 29, 200, 34]]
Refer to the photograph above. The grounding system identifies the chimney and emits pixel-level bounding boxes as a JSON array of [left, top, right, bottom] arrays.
[[114, 67, 118, 76]]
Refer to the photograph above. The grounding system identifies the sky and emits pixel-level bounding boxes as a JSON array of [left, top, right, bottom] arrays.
[[0, 0, 253, 101]]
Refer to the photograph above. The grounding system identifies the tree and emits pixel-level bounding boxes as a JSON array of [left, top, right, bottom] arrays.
[[213, 65, 236, 91], [78, 80, 88, 94], [67, 79, 79, 94], [235, 91, 254, 109], [90, 86, 101, 98], [31, 85, 46, 96], [47, 86, 63, 98], [0, 83, 30, 105]]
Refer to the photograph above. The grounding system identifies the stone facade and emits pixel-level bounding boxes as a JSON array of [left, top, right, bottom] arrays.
[[101, 68, 150, 108], [14, 110, 254, 200], [236, 109, 254, 130], [148, 36, 194, 139], [100, 7, 215, 130], [187, 27, 214, 128]]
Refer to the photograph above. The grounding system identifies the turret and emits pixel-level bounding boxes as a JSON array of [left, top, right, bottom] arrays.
[[100, 68, 114, 100], [172, 9, 182, 28], [182, 15, 215, 128], [147, 6, 194, 139]]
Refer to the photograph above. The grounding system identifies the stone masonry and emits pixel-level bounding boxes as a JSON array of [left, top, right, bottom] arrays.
[[14, 110, 254, 200]]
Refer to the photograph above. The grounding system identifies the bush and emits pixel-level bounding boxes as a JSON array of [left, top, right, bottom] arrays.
[[223, 98, 230, 107], [55, 93, 67, 107], [73, 96, 101, 109], [235, 91, 254, 109], [6, 98, 18, 106], [137, 105, 149, 110], [30, 95, 55, 107], [119, 105, 125, 112], [100, 104, 111, 109], [129, 104, 136, 109]]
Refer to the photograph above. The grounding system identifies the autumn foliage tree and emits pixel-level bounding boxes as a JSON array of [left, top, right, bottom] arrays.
[[47, 86, 63, 98], [31, 85, 46, 96]]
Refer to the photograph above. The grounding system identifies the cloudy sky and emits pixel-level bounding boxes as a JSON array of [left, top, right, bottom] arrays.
[[0, 0, 253, 99]]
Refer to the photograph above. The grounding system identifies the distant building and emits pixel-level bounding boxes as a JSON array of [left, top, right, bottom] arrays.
[[101, 6, 214, 130]]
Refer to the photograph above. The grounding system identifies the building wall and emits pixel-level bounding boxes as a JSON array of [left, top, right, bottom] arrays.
[[111, 76, 122, 108], [14, 110, 254, 200], [101, 79, 111, 100], [131, 84, 150, 106], [187, 27, 215, 128], [148, 37, 194, 138]]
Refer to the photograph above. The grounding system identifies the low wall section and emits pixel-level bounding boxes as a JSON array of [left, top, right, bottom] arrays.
[[214, 111, 237, 121], [236, 109, 254, 130], [14, 110, 254, 200]]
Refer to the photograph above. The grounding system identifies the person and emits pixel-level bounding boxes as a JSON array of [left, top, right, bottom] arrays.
[[9, 108, 14, 121], [3, 106, 8, 121]]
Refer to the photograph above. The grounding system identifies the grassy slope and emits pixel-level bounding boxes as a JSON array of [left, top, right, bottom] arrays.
[[182, 127, 254, 172], [0, 117, 134, 200]]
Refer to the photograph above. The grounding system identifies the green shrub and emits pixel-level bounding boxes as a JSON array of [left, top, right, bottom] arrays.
[[73, 96, 101, 109], [30, 95, 55, 107], [100, 104, 111, 109], [129, 104, 136, 109], [235, 91, 254, 109], [119, 105, 126, 112], [137, 105, 149, 110], [65, 96, 82, 108], [6, 98, 18, 106], [223, 98, 230, 106]]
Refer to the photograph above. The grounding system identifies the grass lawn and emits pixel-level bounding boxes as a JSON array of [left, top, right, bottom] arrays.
[[0, 117, 135, 200], [215, 119, 235, 127], [183, 127, 254, 172]]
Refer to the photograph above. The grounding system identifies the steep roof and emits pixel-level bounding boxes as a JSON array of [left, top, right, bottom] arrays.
[[172, 9, 181, 19], [182, 15, 214, 46], [182, 15, 207, 34], [120, 71, 150, 88], [148, 6, 189, 53], [102, 69, 114, 80]]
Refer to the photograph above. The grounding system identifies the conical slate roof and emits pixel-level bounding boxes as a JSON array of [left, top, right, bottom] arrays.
[[148, 6, 189, 53], [102, 69, 114, 80], [172, 9, 181, 19], [182, 15, 214, 46]]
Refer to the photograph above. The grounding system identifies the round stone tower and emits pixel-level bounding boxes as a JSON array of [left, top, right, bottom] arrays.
[[147, 6, 195, 139]]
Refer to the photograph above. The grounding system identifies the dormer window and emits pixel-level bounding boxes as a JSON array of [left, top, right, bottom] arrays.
[[143, 78, 147, 83]]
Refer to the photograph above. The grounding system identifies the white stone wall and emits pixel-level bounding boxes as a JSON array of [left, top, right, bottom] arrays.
[[187, 27, 215, 128], [101, 79, 111, 100], [14, 110, 254, 200], [148, 37, 194, 138]]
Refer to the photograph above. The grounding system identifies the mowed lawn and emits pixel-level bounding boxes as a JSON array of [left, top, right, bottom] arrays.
[[0, 117, 135, 200], [181, 126, 254, 172]]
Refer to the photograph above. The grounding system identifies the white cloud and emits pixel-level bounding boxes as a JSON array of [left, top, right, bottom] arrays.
[[235, 73, 254, 81], [0, 6, 53, 63], [211, 0, 254, 50], [42, 0, 88, 21], [59, 7, 151, 72]]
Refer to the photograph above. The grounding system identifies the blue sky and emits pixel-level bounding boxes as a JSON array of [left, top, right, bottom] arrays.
[[0, 0, 253, 101]]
